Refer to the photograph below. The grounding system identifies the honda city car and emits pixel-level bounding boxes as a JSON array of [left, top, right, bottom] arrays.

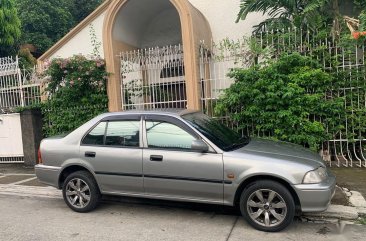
[[35, 109, 335, 232]]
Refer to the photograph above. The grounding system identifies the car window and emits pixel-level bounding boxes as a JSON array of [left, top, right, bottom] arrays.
[[146, 120, 196, 150], [82, 122, 107, 145], [105, 121, 140, 147]]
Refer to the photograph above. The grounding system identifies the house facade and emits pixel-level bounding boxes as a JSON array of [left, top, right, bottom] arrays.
[[38, 0, 265, 112]]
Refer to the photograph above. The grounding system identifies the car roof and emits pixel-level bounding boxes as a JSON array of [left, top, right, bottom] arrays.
[[102, 108, 200, 118]]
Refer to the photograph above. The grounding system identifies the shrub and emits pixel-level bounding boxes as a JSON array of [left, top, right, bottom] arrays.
[[42, 55, 108, 136], [18, 48, 36, 69], [215, 53, 345, 150]]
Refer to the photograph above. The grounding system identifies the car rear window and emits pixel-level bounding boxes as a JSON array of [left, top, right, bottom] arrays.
[[82, 122, 107, 145]]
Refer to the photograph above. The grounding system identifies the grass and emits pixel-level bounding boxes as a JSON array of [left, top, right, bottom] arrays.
[[357, 217, 366, 225]]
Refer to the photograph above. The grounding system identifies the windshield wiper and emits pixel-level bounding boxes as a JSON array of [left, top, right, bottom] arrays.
[[224, 137, 250, 151]]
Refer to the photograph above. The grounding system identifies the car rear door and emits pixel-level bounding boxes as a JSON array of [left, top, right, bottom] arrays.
[[142, 115, 224, 204], [79, 115, 143, 194]]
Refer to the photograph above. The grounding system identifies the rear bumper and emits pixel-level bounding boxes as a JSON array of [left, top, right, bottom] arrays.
[[35, 164, 61, 189], [292, 172, 336, 212]]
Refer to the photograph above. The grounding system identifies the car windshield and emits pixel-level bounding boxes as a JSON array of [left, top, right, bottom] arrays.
[[182, 112, 250, 151]]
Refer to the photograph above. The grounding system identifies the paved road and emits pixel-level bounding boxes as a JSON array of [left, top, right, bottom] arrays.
[[1, 193, 365, 241]]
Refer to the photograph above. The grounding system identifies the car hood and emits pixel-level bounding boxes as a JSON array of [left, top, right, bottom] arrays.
[[231, 138, 325, 168]]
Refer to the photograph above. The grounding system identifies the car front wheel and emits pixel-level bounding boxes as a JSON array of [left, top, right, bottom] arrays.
[[240, 180, 295, 232], [62, 171, 101, 212]]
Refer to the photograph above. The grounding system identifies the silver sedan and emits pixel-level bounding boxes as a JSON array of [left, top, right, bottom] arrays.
[[35, 110, 335, 232]]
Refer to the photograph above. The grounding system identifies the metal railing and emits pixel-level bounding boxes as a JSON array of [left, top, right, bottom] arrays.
[[120, 45, 187, 110], [199, 29, 366, 167], [0, 56, 42, 113]]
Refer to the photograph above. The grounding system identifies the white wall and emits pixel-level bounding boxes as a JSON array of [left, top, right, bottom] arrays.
[[0, 113, 23, 158], [188, 0, 266, 43], [49, 11, 106, 59]]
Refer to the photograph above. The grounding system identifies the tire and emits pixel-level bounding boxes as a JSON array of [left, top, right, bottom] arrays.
[[239, 180, 295, 232], [62, 170, 101, 212]]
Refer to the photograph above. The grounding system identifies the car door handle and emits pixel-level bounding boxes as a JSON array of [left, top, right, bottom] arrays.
[[150, 155, 163, 162], [85, 151, 96, 158]]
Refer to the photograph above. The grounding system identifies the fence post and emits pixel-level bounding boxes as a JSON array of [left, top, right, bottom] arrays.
[[16, 56, 25, 107], [20, 108, 43, 166]]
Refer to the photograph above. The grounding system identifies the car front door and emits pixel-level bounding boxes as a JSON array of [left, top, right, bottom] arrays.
[[142, 115, 224, 204], [79, 115, 143, 194]]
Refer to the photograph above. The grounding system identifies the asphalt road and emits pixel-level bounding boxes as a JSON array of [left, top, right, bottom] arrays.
[[0, 194, 365, 241]]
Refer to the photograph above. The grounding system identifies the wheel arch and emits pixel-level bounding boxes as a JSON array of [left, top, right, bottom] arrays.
[[58, 165, 97, 189], [233, 175, 301, 213]]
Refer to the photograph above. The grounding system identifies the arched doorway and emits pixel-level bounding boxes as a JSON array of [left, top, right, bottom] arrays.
[[103, 0, 212, 111]]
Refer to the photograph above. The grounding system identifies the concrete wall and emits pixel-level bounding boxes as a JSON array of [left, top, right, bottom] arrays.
[[48, 11, 106, 59], [140, 8, 182, 48], [0, 113, 23, 159], [189, 0, 265, 42], [20, 109, 43, 167]]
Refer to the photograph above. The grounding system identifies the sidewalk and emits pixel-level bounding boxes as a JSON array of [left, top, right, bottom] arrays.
[[330, 167, 366, 198], [0, 164, 35, 175]]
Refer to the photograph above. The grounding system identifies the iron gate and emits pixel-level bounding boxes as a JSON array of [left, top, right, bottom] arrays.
[[120, 45, 187, 110], [0, 56, 41, 113]]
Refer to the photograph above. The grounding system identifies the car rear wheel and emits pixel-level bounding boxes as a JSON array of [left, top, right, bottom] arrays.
[[239, 180, 295, 232], [62, 171, 101, 212]]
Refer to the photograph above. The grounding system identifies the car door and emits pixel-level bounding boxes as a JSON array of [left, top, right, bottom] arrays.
[[142, 115, 224, 204], [79, 115, 143, 194]]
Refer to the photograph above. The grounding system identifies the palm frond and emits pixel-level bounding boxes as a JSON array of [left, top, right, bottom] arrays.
[[236, 0, 286, 23], [252, 17, 294, 33]]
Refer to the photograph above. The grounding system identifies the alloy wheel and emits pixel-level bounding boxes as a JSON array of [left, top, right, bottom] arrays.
[[65, 178, 91, 209], [246, 189, 287, 227]]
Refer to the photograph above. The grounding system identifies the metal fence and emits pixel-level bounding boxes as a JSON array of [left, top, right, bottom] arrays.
[[120, 45, 187, 110], [0, 56, 42, 112], [199, 29, 366, 167]]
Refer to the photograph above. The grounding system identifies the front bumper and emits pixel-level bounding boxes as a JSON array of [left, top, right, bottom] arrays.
[[35, 164, 61, 189], [292, 171, 336, 212]]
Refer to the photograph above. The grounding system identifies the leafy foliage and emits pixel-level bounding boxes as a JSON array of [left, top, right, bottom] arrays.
[[89, 24, 102, 57], [41, 55, 108, 136], [70, 0, 103, 23], [16, 0, 74, 53], [0, 0, 21, 56], [18, 48, 36, 69], [16, 0, 102, 54], [236, 0, 347, 33], [215, 53, 346, 150]]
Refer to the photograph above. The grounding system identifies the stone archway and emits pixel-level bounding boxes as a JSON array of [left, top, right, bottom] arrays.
[[103, 0, 212, 112]]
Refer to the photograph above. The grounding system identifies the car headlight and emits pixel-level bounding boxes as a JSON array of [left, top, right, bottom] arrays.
[[303, 167, 327, 184]]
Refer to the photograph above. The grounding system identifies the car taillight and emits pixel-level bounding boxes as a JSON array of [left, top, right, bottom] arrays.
[[38, 148, 43, 164]]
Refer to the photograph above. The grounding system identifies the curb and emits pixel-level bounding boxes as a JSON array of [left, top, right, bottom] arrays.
[[0, 184, 61, 199], [303, 204, 359, 220], [303, 188, 366, 222]]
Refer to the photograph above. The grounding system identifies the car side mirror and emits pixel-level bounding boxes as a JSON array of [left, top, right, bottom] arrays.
[[191, 140, 209, 152]]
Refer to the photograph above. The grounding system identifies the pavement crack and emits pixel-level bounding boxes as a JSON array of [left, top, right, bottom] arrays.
[[226, 216, 239, 241]]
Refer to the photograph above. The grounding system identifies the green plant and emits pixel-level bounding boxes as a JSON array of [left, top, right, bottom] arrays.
[[211, 37, 273, 67], [89, 24, 101, 57], [0, 0, 21, 56], [42, 55, 108, 136], [236, 0, 334, 32], [16, 0, 75, 53], [357, 217, 366, 225], [18, 48, 36, 69], [215, 53, 346, 151]]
